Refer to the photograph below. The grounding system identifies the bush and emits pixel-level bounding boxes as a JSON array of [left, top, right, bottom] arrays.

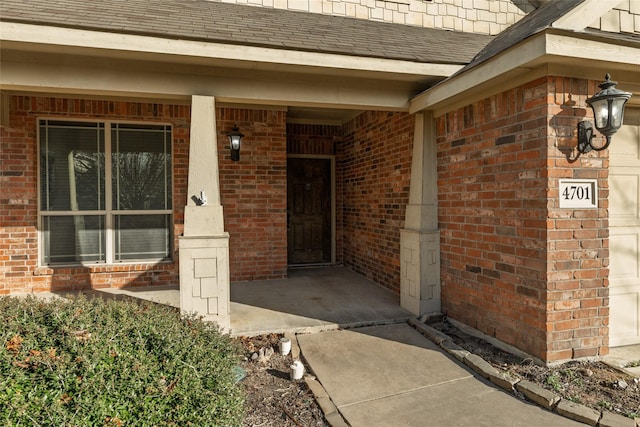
[[0, 294, 244, 426]]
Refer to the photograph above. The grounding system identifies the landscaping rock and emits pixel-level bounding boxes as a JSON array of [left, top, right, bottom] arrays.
[[304, 376, 348, 427], [464, 353, 499, 380], [598, 411, 636, 427], [555, 400, 600, 426], [440, 339, 470, 362], [488, 370, 520, 393], [286, 332, 300, 360], [617, 380, 629, 390], [515, 379, 560, 410], [325, 412, 349, 427], [409, 318, 450, 345]]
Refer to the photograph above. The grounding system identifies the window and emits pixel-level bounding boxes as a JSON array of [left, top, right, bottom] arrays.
[[39, 120, 172, 265]]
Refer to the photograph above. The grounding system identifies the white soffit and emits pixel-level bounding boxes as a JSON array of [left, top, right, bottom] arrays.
[[410, 32, 640, 115], [0, 22, 462, 81]]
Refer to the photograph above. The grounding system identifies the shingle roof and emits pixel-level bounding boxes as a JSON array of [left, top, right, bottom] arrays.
[[0, 0, 493, 65]]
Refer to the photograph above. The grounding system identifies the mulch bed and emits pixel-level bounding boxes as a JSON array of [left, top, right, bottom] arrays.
[[237, 334, 329, 427], [430, 319, 640, 420]]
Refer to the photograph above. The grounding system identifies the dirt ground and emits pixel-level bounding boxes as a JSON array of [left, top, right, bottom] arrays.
[[430, 319, 640, 420], [237, 325, 639, 426], [237, 334, 329, 427]]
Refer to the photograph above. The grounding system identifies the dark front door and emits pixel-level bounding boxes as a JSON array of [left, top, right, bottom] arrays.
[[287, 158, 331, 265]]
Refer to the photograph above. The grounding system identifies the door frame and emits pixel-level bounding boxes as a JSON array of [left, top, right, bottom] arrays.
[[287, 154, 336, 265]]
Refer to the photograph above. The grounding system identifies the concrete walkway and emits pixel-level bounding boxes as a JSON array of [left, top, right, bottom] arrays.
[[298, 323, 583, 427]]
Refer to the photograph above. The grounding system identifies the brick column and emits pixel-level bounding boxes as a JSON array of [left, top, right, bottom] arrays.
[[400, 112, 441, 315], [179, 95, 230, 331], [545, 76, 610, 362]]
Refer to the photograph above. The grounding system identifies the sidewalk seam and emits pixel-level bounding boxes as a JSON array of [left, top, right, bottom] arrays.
[[336, 375, 474, 409]]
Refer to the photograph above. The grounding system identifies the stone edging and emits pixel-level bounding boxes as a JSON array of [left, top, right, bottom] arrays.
[[288, 332, 350, 427], [408, 318, 638, 427]]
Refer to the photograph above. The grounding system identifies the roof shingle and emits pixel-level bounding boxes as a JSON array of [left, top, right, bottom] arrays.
[[0, 0, 493, 64]]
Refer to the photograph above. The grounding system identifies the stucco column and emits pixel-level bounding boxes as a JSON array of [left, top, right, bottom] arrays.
[[179, 95, 230, 331], [400, 112, 441, 315]]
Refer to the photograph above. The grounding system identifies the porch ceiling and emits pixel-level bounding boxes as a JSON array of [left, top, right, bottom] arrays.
[[0, 45, 436, 115]]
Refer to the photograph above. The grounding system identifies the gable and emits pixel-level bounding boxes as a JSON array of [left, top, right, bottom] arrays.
[[409, 0, 640, 116], [587, 0, 640, 34], [553, 0, 639, 34]]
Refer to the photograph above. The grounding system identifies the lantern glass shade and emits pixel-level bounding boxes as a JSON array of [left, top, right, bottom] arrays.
[[590, 98, 609, 130], [585, 74, 631, 137], [229, 134, 242, 150], [611, 97, 627, 128]]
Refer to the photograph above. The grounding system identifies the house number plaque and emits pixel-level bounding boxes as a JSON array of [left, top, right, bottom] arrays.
[[558, 179, 598, 209]]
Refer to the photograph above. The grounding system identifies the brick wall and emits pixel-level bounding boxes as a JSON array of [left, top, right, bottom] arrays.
[[0, 96, 189, 293], [341, 111, 413, 293], [218, 108, 288, 281], [0, 96, 289, 292], [437, 76, 609, 363], [287, 123, 340, 156]]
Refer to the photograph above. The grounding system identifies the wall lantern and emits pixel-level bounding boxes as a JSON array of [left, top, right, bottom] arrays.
[[577, 74, 631, 153], [227, 125, 244, 161]]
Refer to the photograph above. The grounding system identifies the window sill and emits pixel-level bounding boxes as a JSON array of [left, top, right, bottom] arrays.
[[34, 261, 175, 276]]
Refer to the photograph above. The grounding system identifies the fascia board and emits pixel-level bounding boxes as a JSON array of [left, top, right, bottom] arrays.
[[0, 56, 417, 110], [410, 32, 640, 115], [544, 32, 640, 66], [409, 33, 549, 114], [0, 22, 462, 80]]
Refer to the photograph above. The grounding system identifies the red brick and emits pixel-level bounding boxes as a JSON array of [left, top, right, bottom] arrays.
[[340, 111, 413, 293], [439, 76, 609, 363], [2, 96, 413, 297]]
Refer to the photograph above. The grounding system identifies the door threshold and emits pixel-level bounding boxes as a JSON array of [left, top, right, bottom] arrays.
[[288, 263, 336, 270]]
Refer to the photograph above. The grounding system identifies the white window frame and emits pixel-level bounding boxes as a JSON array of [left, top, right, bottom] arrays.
[[38, 118, 174, 266]]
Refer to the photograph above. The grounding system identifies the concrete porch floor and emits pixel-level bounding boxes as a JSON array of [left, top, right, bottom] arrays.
[[87, 266, 415, 337]]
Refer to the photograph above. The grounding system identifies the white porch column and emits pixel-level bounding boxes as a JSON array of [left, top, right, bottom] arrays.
[[179, 95, 230, 331], [400, 112, 441, 316]]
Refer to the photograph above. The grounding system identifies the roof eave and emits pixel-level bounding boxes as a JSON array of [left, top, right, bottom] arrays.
[[410, 30, 640, 116], [0, 21, 463, 82]]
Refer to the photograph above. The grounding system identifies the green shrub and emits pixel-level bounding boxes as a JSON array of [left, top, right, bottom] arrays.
[[0, 294, 244, 426]]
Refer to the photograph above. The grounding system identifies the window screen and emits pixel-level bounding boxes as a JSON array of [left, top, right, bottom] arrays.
[[39, 120, 172, 265]]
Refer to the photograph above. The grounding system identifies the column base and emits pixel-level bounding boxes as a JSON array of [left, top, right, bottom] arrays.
[[400, 229, 441, 316], [179, 234, 230, 331]]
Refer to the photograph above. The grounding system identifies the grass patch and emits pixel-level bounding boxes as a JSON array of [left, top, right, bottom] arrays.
[[1, 294, 244, 426], [545, 373, 562, 392]]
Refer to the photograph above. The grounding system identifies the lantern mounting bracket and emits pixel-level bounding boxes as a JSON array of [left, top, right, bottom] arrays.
[[577, 121, 606, 153]]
